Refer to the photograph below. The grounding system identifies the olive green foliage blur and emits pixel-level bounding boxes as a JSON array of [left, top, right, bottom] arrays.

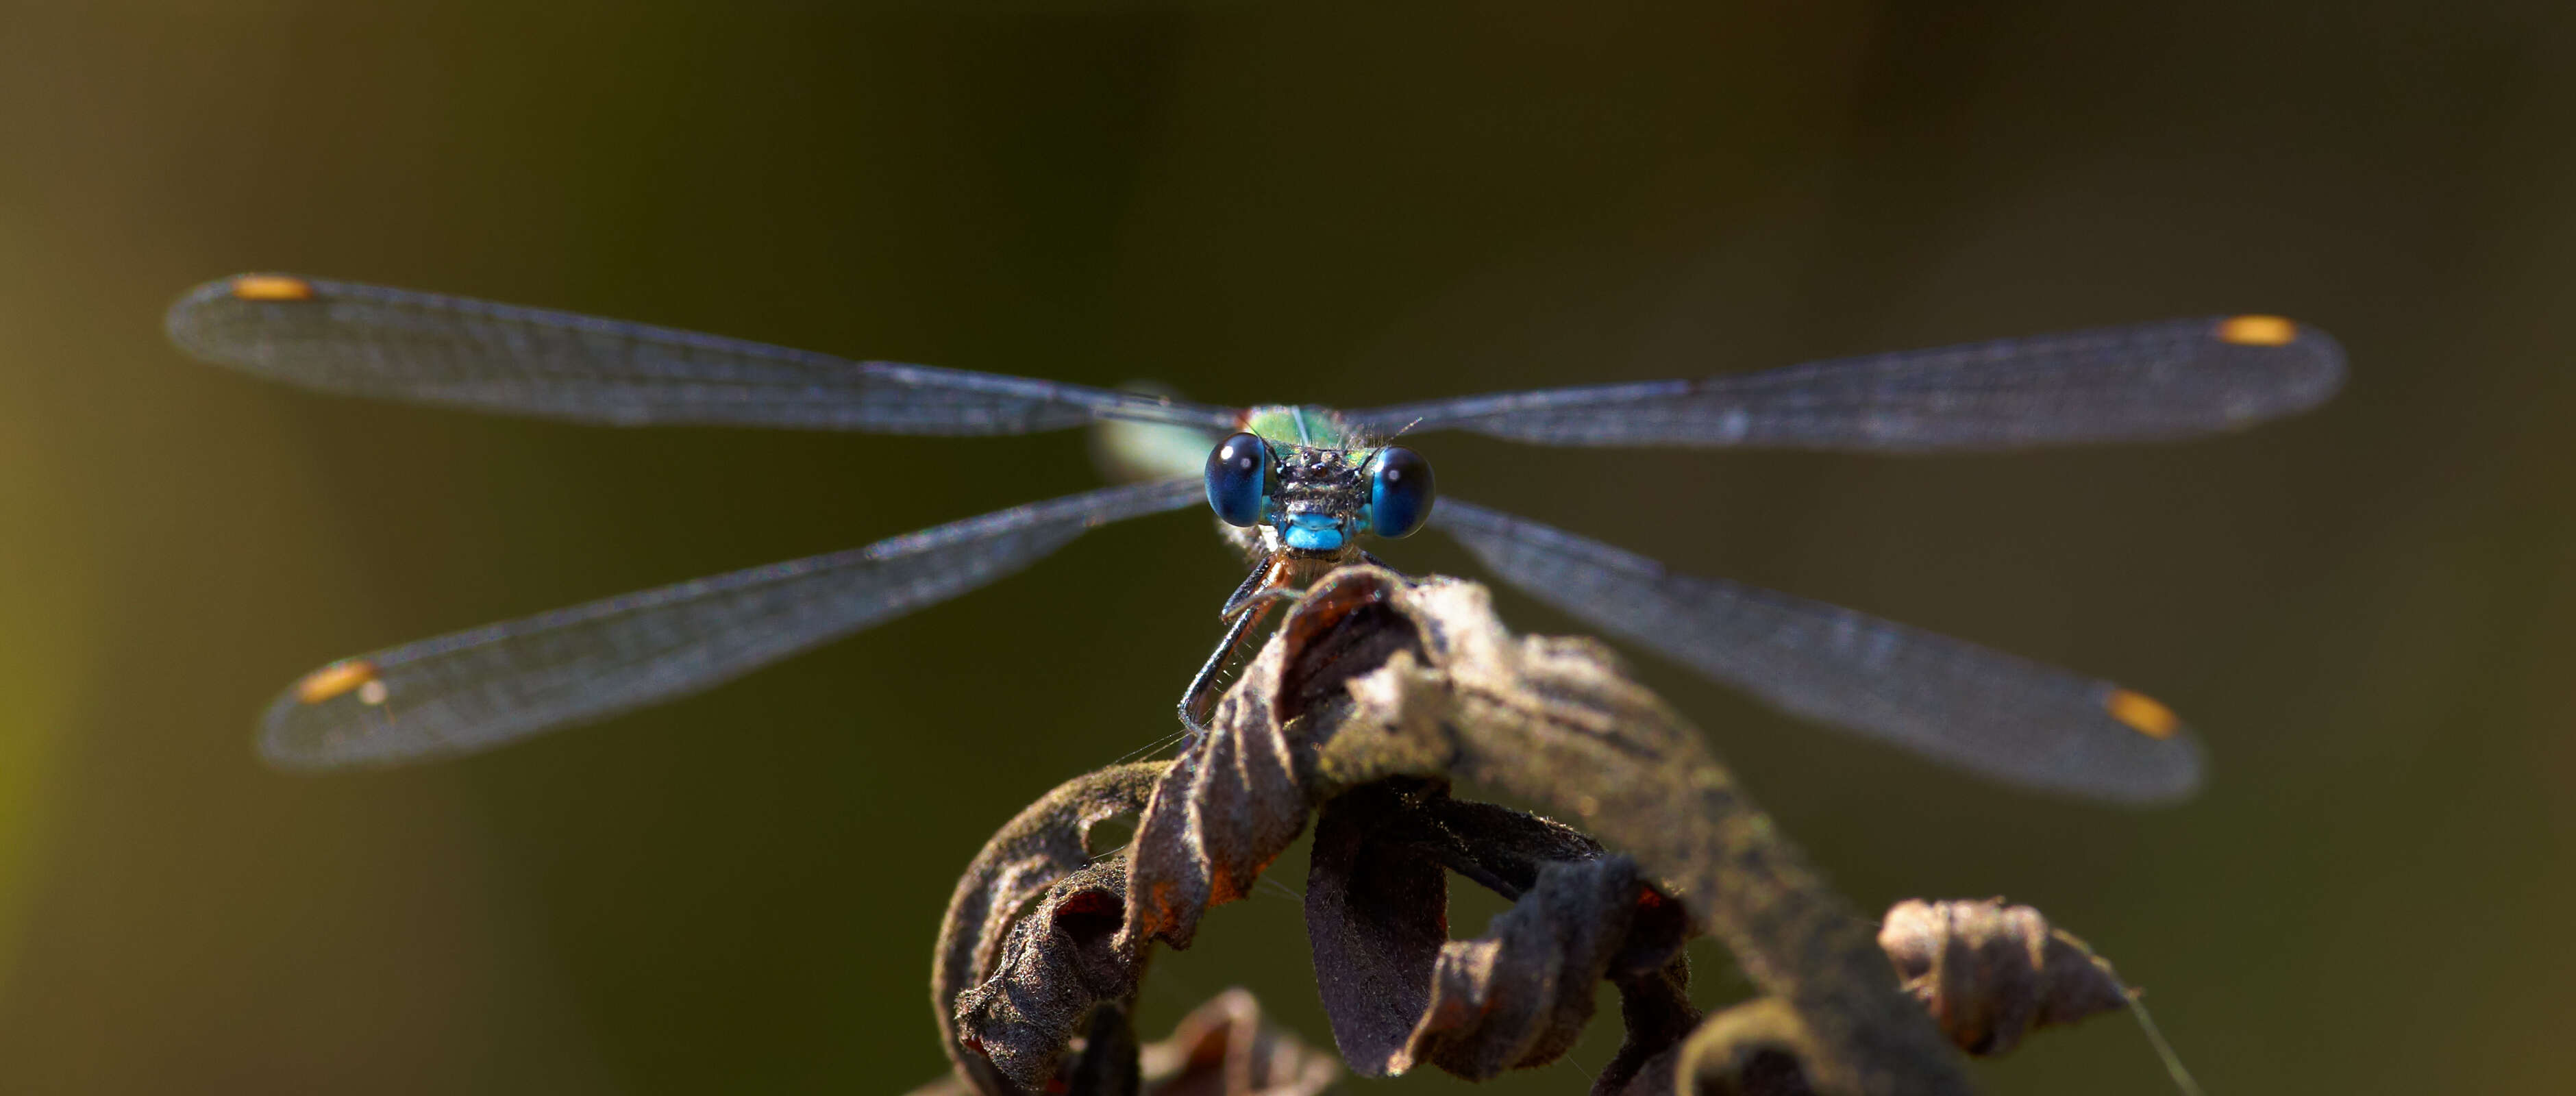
[[0, 3, 2571, 1093]]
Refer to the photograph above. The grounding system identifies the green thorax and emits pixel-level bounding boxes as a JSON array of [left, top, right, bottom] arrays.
[[1242, 404, 1363, 452]]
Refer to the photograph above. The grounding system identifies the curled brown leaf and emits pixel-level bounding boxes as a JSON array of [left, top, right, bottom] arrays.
[[952, 859, 1143, 1090], [933, 762, 1165, 1094], [911, 986, 1339, 1096], [1124, 566, 1969, 1093], [1136, 988, 1341, 1096], [931, 567, 2163, 1093], [1302, 780, 1697, 1082], [1877, 897, 2133, 1056]]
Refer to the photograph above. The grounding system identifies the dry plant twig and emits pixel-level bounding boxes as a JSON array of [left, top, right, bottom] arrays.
[[925, 567, 2163, 1095]]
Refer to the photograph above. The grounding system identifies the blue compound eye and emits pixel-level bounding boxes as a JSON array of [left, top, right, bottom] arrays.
[[1204, 432, 1270, 527], [1366, 446, 1435, 538]]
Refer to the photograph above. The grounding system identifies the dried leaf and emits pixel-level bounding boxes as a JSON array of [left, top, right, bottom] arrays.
[[939, 569, 2153, 1093], [952, 859, 1144, 1090], [1119, 711, 1313, 951], [1302, 780, 1697, 1081], [1301, 782, 1450, 1072], [1591, 887, 1701, 1095], [1877, 897, 2133, 1056], [1136, 988, 1341, 1096], [933, 762, 1166, 1095], [911, 987, 1338, 1096], [1662, 998, 1831, 1096], [1205, 567, 1971, 1092], [1405, 854, 1652, 1075], [1121, 576, 1434, 953]]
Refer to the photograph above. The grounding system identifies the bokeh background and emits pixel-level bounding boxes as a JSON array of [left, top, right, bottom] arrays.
[[2, 2, 2571, 1092]]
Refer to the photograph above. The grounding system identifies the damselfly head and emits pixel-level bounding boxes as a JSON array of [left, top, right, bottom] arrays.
[[1200, 431, 1435, 554]]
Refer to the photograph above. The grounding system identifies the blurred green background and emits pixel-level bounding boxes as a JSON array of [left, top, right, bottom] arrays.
[[2, 2, 2571, 1092]]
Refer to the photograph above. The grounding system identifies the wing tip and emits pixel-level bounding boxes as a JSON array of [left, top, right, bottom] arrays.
[[162, 277, 233, 352], [2083, 721, 2207, 807], [2212, 313, 2349, 414], [166, 273, 321, 361], [254, 688, 345, 772], [254, 673, 414, 773]]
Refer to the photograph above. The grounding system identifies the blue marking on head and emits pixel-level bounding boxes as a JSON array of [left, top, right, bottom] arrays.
[[1280, 512, 1347, 551]]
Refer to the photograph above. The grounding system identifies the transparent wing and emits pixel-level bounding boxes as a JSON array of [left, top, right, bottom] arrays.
[[166, 273, 1240, 432], [1433, 499, 2203, 803], [1347, 316, 2342, 451], [260, 477, 1203, 769]]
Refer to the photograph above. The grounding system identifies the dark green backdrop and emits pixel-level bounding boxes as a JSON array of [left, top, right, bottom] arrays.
[[1, 3, 2569, 1092]]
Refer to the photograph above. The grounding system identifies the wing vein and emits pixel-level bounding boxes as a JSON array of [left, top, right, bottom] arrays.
[[1433, 499, 2202, 802], [1348, 317, 2343, 451], [167, 274, 1240, 432], [261, 477, 1203, 768]]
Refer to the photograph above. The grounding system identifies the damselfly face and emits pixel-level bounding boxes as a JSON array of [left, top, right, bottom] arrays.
[[1202, 412, 1435, 559]]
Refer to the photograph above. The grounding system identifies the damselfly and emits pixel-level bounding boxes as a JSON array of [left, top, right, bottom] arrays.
[[167, 273, 2341, 803]]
